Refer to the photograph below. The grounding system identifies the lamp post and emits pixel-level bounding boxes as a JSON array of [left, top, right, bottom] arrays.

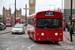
[[70, 0, 72, 25], [23, 4, 29, 23], [62, 0, 65, 31], [15, 0, 16, 24], [49, 4, 55, 11]]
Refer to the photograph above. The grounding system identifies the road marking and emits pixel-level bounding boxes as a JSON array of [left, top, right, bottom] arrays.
[[23, 35, 29, 38], [27, 45, 35, 50], [6, 48, 9, 50], [14, 36, 19, 38], [62, 45, 74, 50], [60, 41, 74, 50], [41, 48, 45, 50], [22, 45, 25, 48], [21, 45, 26, 49], [14, 35, 29, 38]]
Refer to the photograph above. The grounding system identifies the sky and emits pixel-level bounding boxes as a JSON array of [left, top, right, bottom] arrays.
[[0, 0, 64, 16]]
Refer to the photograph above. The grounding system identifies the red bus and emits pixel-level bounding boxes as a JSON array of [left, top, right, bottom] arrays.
[[5, 18, 14, 27], [15, 18, 21, 24], [27, 10, 63, 43]]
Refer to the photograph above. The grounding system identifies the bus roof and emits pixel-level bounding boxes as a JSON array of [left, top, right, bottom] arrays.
[[28, 10, 62, 19]]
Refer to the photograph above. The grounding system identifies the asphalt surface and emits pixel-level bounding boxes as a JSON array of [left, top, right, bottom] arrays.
[[0, 28, 75, 50], [0, 27, 12, 34]]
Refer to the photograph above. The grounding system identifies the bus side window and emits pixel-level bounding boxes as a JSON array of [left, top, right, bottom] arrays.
[[34, 20, 35, 27]]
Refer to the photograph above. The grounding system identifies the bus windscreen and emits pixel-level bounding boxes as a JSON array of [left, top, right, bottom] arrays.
[[37, 18, 62, 29]]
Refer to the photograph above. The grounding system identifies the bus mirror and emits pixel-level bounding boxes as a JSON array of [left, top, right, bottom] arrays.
[[33, 18, 34, 21]]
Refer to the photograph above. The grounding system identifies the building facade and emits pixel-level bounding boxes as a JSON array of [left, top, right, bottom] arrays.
[[2, 7, 11, 23], [29, 0, 36, 15], [2, 7, 25, 23], [0, 15, 3, 22], [64, 0, 75, 22]]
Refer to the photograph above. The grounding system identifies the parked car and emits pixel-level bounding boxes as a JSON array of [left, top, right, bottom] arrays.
[[0, 22, 6, 30], [12, 24, 25, 34]]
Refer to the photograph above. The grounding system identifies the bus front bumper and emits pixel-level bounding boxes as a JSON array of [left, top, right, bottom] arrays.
[[34, 36, 63, 41]]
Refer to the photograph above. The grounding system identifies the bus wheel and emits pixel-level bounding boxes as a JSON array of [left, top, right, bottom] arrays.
[[55, 41, 59, 44]]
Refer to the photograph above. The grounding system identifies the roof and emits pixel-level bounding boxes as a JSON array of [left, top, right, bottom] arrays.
[[27, 10, 62, 19]]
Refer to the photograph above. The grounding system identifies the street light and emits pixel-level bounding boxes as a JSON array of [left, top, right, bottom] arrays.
[[15, 0, 16, 24], [49, 4, 55, 11], [70, 0, 72, 25], [23, 4, 29, 23], [62, 0, 65, 31]]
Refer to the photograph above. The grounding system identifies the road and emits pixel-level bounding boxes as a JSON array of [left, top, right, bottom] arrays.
[[0, 27, 75, 50], [0, 27, 12, 34]]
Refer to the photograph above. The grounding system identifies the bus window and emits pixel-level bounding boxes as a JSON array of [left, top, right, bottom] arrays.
[[37, 18, 62, 29]]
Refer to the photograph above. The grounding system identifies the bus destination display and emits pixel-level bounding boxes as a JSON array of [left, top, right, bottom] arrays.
[[45, 12, 54, 16]]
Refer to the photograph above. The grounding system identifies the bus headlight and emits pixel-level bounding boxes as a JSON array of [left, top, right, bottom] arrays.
[[41, 33, 44, 36], [55, 33, 58, 36]]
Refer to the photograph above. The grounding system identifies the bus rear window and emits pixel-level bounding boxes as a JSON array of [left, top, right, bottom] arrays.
[[37, 18, 62, 29]]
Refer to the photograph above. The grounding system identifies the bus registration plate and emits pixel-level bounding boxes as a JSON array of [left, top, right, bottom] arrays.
[[46, 38, 53, 39]]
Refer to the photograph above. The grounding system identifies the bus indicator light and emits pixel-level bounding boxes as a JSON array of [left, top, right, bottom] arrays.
[[37, 33, 39, 35]]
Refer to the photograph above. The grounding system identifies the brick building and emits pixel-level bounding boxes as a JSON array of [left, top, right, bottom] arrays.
[[2, 7, 25, 23]]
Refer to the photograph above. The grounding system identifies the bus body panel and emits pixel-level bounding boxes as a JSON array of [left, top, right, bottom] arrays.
[[34, 29, 63, 41]]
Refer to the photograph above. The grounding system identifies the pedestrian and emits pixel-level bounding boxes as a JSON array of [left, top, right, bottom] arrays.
[[67, 24, 70, 31], [69, 26, 73, 42]]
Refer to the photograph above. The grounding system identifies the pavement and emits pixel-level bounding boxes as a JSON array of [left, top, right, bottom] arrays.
[[63, 29, 75, 43]]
